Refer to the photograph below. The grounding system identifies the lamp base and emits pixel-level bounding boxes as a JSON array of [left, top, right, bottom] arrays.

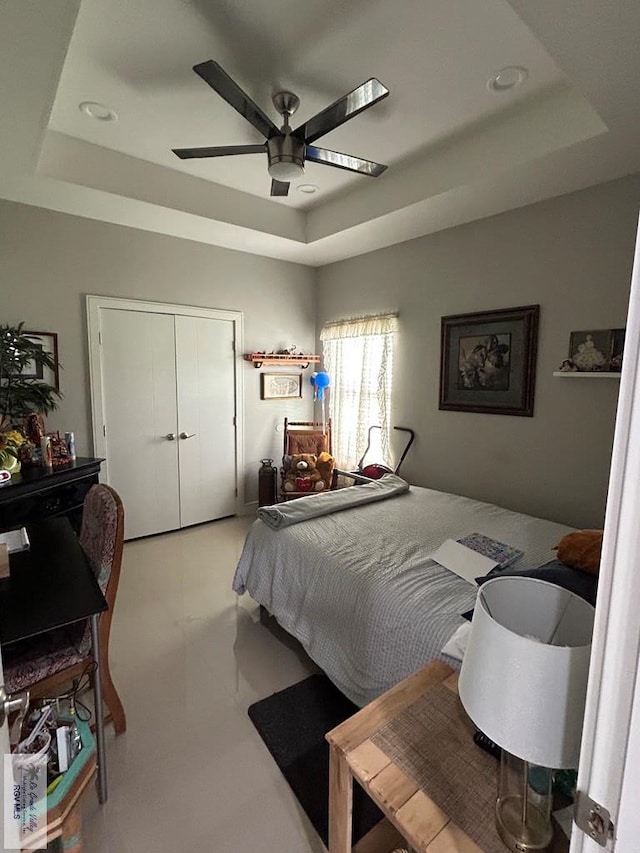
[[496, 796, 553, 852]]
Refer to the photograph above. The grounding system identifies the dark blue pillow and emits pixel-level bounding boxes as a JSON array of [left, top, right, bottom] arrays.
[[461, 560, 598, 620]]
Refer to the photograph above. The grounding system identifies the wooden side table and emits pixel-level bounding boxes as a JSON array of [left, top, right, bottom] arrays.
[[326, 660, 570, 853]]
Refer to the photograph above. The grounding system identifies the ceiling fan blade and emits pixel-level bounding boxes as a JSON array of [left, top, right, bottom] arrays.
[[295, 78, 389, 145], [270, 179, 290, 197], [305, 145, 387, 177], [193, 60, 280, 139], [173, 144, 265, 160]]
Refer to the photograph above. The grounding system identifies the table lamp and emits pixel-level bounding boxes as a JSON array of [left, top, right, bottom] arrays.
[[458, 576, 594, 852]]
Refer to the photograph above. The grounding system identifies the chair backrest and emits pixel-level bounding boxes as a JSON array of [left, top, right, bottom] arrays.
[[284, 418, 332, 457], [79, 484, 125, 606]]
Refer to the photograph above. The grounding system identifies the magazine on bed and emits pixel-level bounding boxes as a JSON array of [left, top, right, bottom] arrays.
[[456, 533, 523, 568], [431, 533, 523, 583]]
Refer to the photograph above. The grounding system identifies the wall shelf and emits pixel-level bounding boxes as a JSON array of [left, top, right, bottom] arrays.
[[552, 371, 621, 379], [244, 353, 320, 369]]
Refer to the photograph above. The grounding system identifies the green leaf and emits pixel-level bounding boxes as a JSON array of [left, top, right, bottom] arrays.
[[0, 323, 62, 423]]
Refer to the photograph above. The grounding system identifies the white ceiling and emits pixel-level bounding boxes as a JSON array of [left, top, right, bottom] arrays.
[[47, 0, 567, 208], [1, 0, 639, 266]]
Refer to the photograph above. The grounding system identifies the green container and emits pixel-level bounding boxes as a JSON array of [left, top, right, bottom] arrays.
[[36, 718, 96, 816]]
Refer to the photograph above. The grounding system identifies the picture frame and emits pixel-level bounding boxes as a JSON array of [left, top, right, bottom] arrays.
[[610, 328, 625, 372], [568, 329, 612, 373], [566, 328, 625, 372], [22, 331, 60, 391], [260, 372, 302, 400], [439, 305, 539, 417]]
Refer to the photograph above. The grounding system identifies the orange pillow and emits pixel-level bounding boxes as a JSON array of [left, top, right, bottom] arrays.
[[555, 529, 603, 575]]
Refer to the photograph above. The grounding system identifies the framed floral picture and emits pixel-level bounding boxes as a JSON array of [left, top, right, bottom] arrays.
[[260, 373, 302, 400], [439, 305, 539, 416]]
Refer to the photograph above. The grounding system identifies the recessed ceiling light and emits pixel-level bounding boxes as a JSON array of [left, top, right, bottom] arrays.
[[487, 66, 528, 93], [79, 101, 118, 121], [297, 184, 319, 194]]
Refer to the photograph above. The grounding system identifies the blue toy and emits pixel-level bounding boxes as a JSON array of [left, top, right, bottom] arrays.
[[310, 371, 331, 401]]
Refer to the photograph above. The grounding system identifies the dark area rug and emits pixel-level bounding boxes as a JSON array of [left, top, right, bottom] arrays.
[[248, 673, 384, 847]]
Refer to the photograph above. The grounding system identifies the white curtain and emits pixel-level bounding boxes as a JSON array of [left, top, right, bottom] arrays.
[[320, 314, 398, 470]]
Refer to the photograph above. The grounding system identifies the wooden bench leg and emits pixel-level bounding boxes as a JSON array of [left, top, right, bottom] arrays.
[[329, 743, 353, 853], [60, 804, 83, 853]]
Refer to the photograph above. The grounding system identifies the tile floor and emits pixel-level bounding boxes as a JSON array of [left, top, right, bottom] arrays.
[[82, 516, 326, 853]]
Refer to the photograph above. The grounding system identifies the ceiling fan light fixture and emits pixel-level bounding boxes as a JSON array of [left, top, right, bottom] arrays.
[[267, 135, 305, 180], [267, 158, 305, 180]]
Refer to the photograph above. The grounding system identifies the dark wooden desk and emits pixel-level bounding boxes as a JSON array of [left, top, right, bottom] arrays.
[[0, 518, 107, 643], [0, 518, 109, 803], [0, 457, 103, 532]]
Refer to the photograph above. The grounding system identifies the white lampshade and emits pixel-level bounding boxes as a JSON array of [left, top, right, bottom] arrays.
[[459, 576, 594, 769]]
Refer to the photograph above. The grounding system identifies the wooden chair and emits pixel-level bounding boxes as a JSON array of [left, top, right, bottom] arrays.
[[281, 418, 334, 499], [283, 417, 332, 457], [4, 484, 127, 735]]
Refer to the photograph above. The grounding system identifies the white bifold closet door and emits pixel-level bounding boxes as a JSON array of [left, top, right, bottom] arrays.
[[175, 315, 236, 527], [99, 308, 236, 539]]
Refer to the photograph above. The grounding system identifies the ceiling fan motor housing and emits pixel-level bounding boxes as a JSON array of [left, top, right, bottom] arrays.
[[272, 91, 300, 119], [267, 134, 305, 180]]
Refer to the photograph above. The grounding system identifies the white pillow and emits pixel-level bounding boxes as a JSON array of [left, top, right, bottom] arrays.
[[441, 621, 471, 662]]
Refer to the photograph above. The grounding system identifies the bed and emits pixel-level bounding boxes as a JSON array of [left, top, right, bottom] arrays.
[[232, 481, 573, 707]]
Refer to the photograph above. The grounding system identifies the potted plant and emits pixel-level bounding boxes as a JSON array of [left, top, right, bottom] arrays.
[[0, 323, 62, 470]]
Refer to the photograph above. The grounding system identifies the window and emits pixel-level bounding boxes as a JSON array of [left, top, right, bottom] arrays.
[[320, 314, 398, 469]]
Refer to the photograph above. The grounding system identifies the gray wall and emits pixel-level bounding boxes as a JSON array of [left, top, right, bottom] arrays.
[[0, 200, 316, 504], [317, 175, 640, 528], [3, 175, 639, 523]]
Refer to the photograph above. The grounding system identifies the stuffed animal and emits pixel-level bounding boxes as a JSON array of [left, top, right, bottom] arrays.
[[555, 529, 603, 575], [316, 451, 336, 491], [282, 453, 324, 492]]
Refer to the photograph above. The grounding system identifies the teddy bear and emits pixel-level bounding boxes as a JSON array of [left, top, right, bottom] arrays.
[[282, 453, 324, 493], [315, 451, 336, 491], [555, 529, 603, 575]]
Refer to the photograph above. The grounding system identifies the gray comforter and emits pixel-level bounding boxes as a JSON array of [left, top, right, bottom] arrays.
[[233, 485, 573, 707]]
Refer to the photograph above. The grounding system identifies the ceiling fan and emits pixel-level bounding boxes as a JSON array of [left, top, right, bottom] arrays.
[[172, 61, 390, 197]]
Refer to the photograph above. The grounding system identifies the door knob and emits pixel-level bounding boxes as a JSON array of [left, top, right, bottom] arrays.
[[179, 432, 196, 440], [165, 433, 176, 441], [0, 685, 29, 727]]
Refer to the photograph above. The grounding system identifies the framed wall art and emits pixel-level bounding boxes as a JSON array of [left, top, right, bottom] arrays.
[[568, 329, 611, 372], [564, 328, 626, 372], [260, 372, 302, 400], [22, 331, 60, 391], [439, 305, 539, 417], [610, 328, 625, 371]]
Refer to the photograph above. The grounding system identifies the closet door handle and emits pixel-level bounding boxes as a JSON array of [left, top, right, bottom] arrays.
[[179, 432, 196, 440], [165, 433, 177, 441]]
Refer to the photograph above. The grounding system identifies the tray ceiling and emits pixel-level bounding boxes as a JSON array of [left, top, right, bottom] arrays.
[[1, 0, 639, 265]]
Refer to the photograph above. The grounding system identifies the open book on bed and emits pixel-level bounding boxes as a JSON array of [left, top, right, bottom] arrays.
[[431, 533, 523, 583]]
